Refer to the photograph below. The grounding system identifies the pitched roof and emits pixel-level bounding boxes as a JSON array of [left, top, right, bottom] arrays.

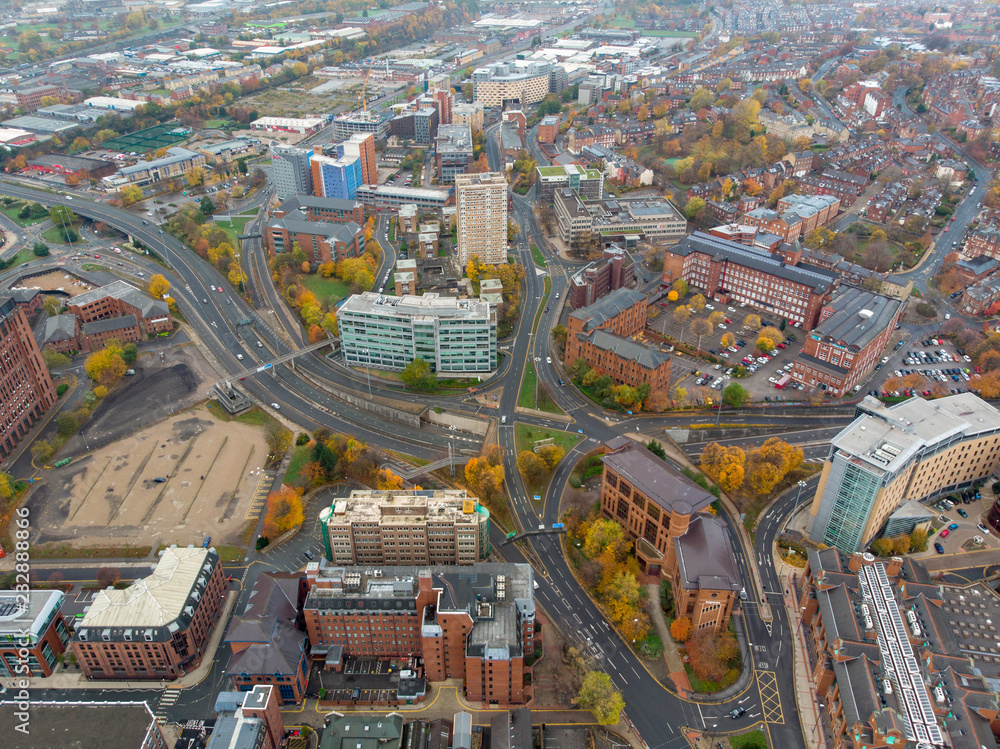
[[581, 328, 670, 370], [811, 287, 902, 351], [70, 280, 168, 319], [268, 209, 362, 244], [81, 314, 138, 336], [36, 313, 77, 344], [568, 287, 646, 332], [600, 439, 714, 515]]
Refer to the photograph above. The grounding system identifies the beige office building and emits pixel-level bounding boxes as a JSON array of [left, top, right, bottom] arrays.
[[318, 489, 492, 565], [455, 172, 508, 265], [807, 393, 1000, 552]]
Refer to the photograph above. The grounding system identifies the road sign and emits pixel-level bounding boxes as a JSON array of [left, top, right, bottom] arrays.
[[256, 363, 273, 373], [552, 523, 565, 529]]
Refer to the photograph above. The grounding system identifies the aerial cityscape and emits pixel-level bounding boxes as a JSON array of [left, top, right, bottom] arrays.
[[6, 0, 1000, 748]]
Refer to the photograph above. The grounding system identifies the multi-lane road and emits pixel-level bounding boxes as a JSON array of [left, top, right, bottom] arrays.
[[0, 164, 847, 745]]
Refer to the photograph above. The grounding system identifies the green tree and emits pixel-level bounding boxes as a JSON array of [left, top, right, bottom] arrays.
[[646, 440, 667, 461], [32, 242, 50, 257], [722, 382, 750, 408], [120, 185, 143, 207], [578, 672, 625, 725], [49, 205, 76, 227], [121, 342, 138, 365], [400, 358, 435, 391], [671, 278, 688, 297], [684, 197, 706, 221]]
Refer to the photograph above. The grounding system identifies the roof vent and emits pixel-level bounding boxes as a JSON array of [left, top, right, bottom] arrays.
[[859, 309, 874, 319]]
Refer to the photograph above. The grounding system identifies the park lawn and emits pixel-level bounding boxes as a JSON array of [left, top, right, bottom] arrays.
[[518, 361, 564, 414], [515, 424, 583, 456], [1, 201, 48, 227], [42, 223, 82, 244], [204, 119, 236, 129], [298, 274, 350, 306], [215, 215, 254, 247]]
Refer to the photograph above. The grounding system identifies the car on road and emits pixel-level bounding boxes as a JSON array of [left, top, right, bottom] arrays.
[[935, 542, 944, 554], [957, 508, 968, 518], [729, 707, 746, 719], [271, 402, 280, 409], [546, 357, 552, 364], [237, 354, 243, 360]]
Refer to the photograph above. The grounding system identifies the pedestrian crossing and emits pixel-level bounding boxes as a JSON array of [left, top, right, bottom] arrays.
[[244, 470, 275, 521], [155, 689, 181, 721]]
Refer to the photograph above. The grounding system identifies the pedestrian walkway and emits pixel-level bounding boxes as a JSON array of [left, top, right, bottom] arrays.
[[155, 688, 181, 721], [644, 583, 690, 694]]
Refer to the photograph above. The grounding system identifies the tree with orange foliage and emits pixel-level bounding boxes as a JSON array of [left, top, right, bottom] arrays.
[[670, 617, 693, 643], [375, 468, 405, 490], [685, 628, 739, 683], [972, 370, 1000, 399], [307, 324, 326, 344], [301, 461, 327, 487], [262, 485, 304, 539]]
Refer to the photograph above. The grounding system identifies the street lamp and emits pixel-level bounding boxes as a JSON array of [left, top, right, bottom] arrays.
[[782, 480, 810, 537], [361, 348, 372, 399]]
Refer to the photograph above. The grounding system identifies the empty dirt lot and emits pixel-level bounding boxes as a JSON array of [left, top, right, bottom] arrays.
[[26, 406, 268, 551]]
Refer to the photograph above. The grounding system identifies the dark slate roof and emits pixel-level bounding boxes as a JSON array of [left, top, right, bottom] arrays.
[[268, 209, 362, 244], [36, 313, 77, 344], [228, 624, 305, 677], [568, 287, 647, 332], [70, 280, 168, 319], [319, 714, 404, 749], [674, 515, 741, 593], [81, 313, 137, 336], [277, 195, 362, 213], [672, 231, 837, 293], [797, 352, 849, 377], [600, 439, 714, 515], [581, 328, 670, 370], [810, 287, 902, 351]]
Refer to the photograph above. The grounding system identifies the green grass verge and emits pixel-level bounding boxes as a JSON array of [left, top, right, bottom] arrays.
[[285, 442, 313, 485], [530, 244, 547, 267], [1, 247, 34, 271], [514, 424, 583, 456], [388, 222, 395, 242], [729, 729, 768, 749], [213, 545, 245, 563], [531, 276, 552, 335], [215, 215, 255, 248], [517, 360, 564, 414], [298, 274, 350, 306]]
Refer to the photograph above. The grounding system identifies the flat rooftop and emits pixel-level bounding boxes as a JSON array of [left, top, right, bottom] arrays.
[[339, 291, 492, 321]]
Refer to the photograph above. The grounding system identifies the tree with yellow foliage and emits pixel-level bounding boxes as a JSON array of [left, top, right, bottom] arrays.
[[375, 468, 405, 490], [583, 518, 629, 562], [465, 455, 505, 504], [148, 274, 170, 299], [700, 442, 746, 495], [84, 339, 126, 386], [667, 290, 679, 302]]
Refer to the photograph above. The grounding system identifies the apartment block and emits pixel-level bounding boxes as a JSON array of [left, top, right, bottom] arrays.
[[568, 245, 636, 309], [266, 211, 363, 264], [536, 164, 605, 204], [331, 111, 390, 141], [340, 132, 377, 186], [271, 195, 364, 225], [302, 563, 536, 706], [0, 295, 57, 462], [67, 280, 173, 339], [472, 62, 551, 107], [662, 232, 836, 329], [338, 292, 497, 374], [311, 153, 362, 200], [537, 115, 560, 144], [319, 489, 491, 565], [743, 194, 841, 242], [356, 184, 453, 212], [791, 287, 903, 397], [435, 124, 474, 184], [72, 546, 227, 681], [455, 172, 508, 265], [799, 551, 1000, 749], [452, 102, 484, 132], [807, 393, 1000, 552], [0, 590, 71, 677], [270, 143, 313, 199], [564, 287, 647, 366]]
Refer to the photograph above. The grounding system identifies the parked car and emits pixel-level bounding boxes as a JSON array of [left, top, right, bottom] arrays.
[[934, 542, 944, 554]]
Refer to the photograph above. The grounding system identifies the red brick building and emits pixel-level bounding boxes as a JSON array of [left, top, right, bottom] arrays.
[[15, 84, 64, 111], [0, 295, 57, 462], [790, 288, 903, 397], [66, 280, 173, 339], [564, 288, 647, 365], [72, 547, 227, 681], [568, 245, 636, 309], [266, 211, 363, 264], [662, 232, 837, 330], [537, 115, 560, 144], [743, 194, 840, 242], [81, 314, 142, 353], [271, 195, 364, 225], [0, 590, 71, 677], [302, 563, 537, 706]]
